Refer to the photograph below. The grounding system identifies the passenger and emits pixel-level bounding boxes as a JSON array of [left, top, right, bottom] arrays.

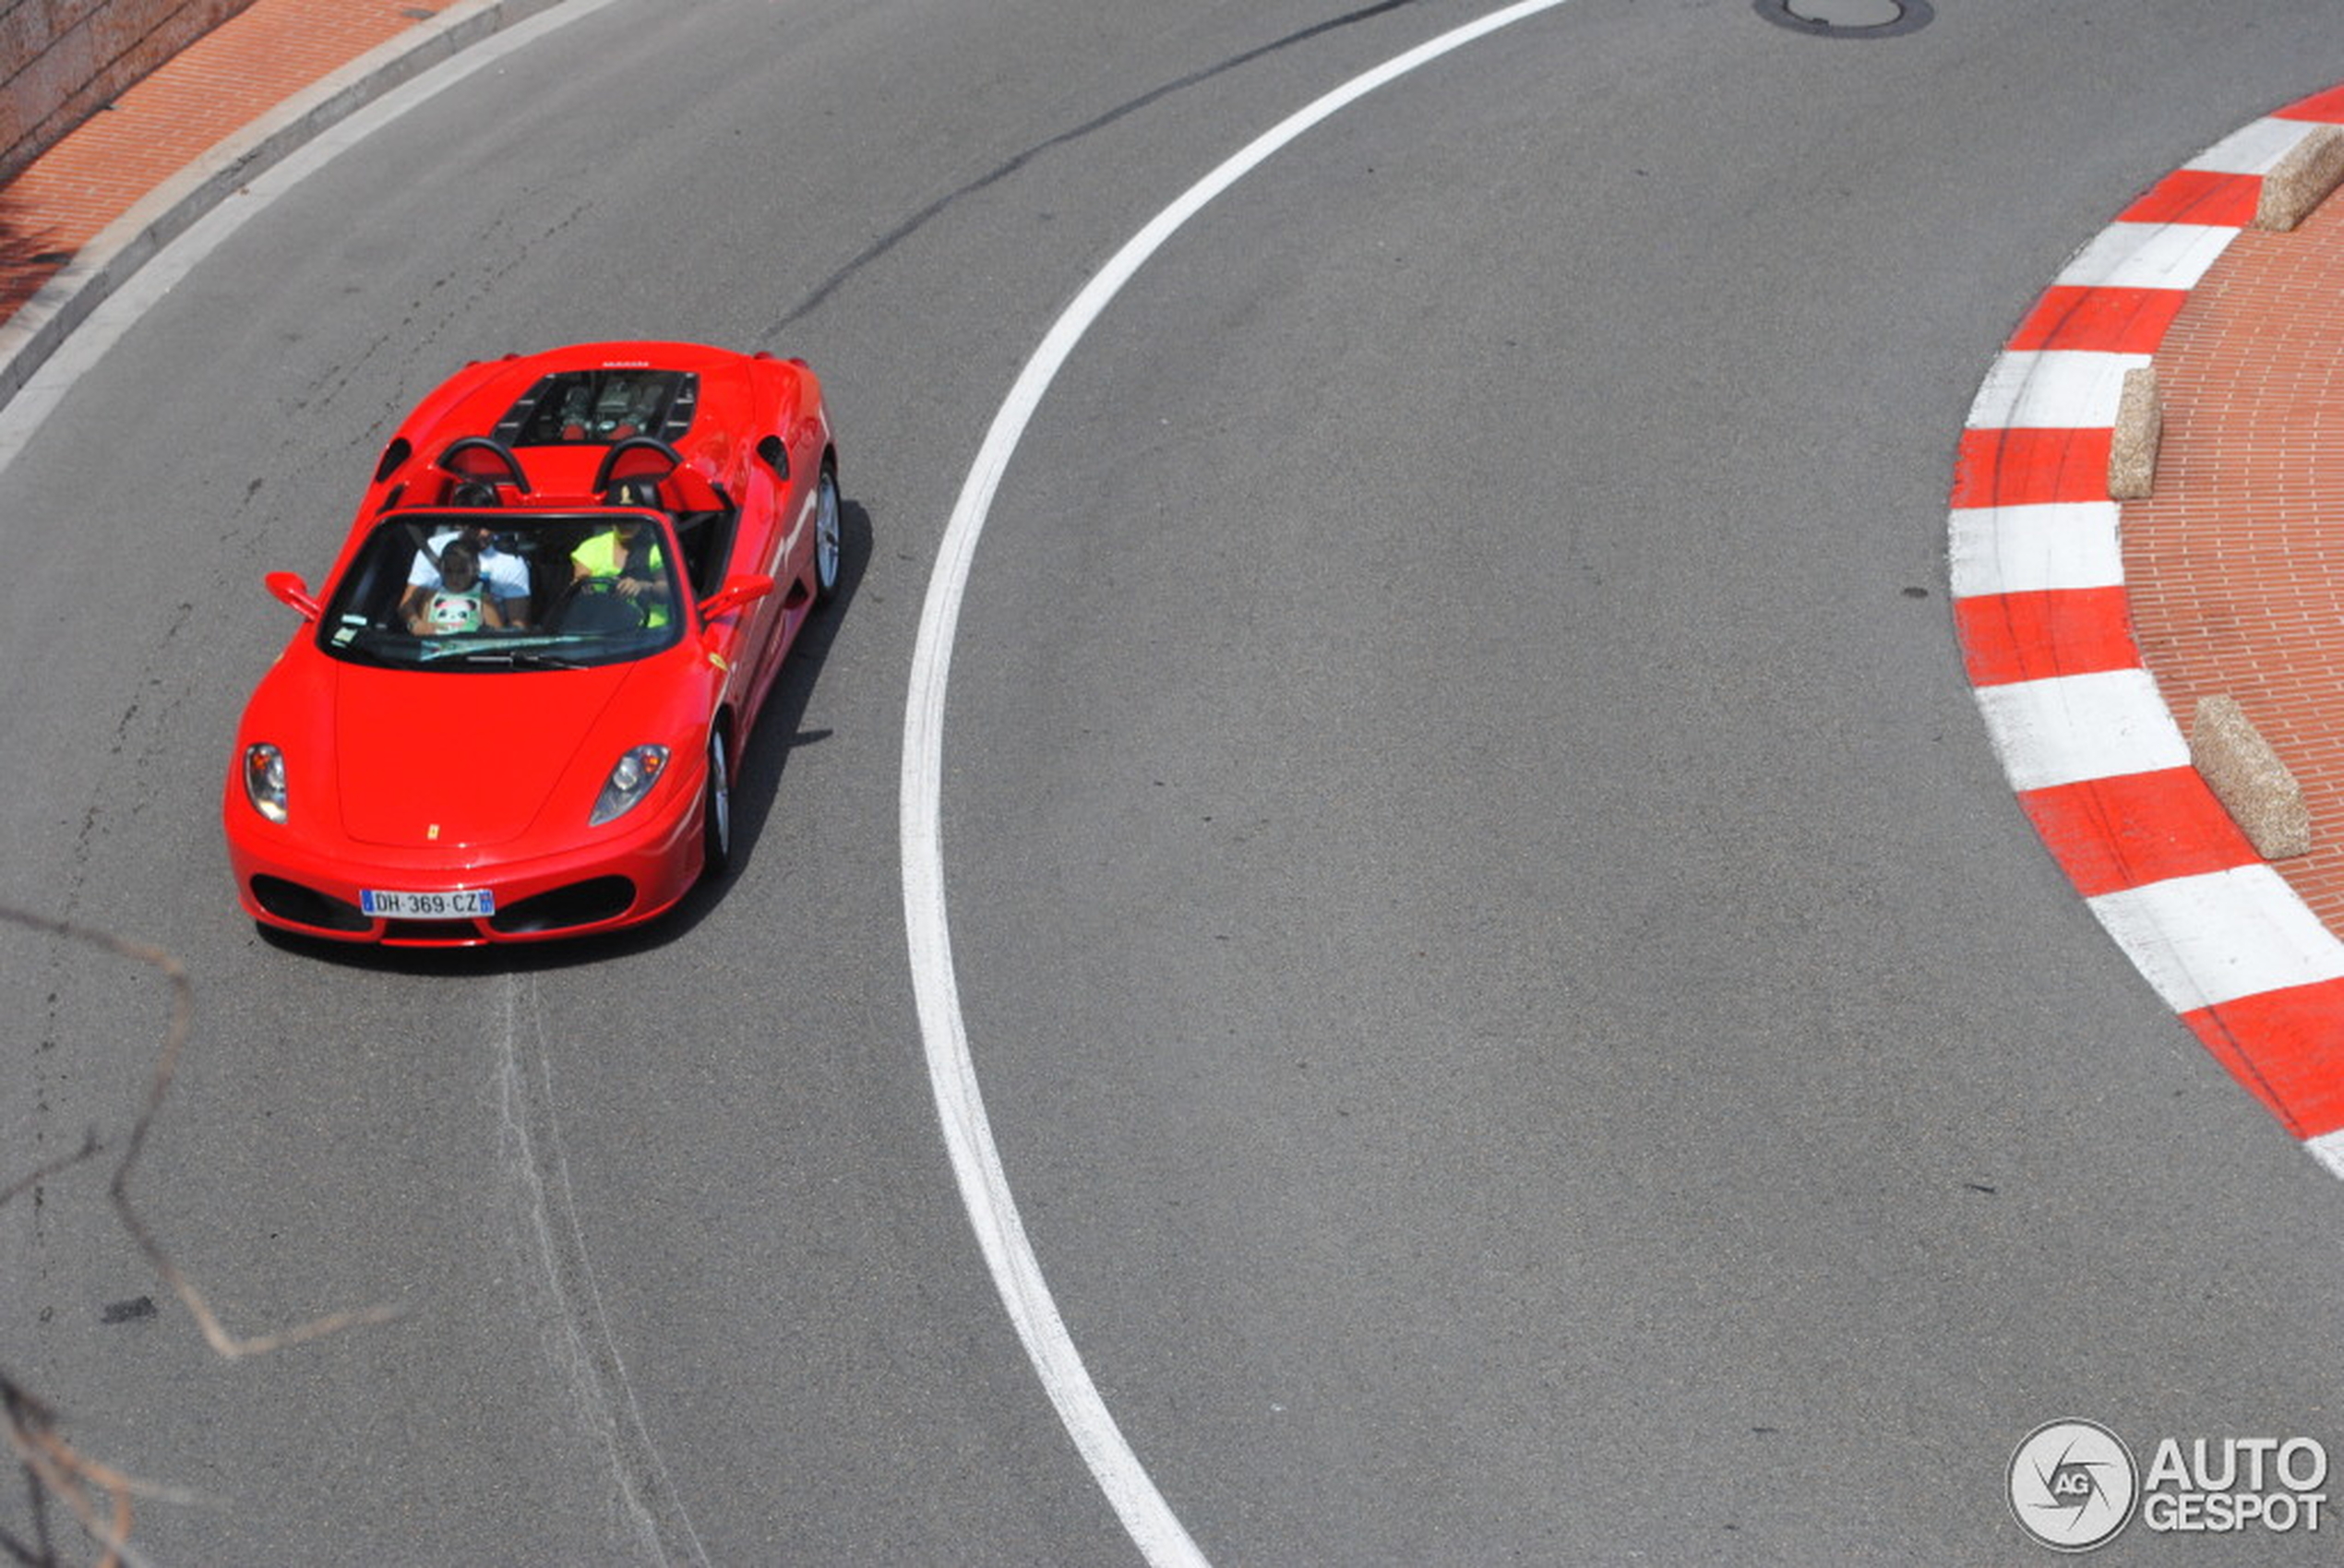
[[406, 537, 506, 635], [401, 485, 532, 625]]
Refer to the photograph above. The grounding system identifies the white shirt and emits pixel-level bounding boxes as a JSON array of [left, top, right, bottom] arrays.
[[405, 530, 531, 604]]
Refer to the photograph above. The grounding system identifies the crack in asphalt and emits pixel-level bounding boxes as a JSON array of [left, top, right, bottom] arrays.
[[769, 0, 1425, 332]]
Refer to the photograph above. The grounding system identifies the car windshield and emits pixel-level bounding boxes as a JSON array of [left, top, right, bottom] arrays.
[[316, 511, 685, 672]]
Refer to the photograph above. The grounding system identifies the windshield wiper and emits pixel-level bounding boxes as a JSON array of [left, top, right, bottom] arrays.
[[434, 648, 588, 669]]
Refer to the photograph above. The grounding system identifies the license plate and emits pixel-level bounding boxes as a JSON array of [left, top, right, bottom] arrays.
[[362, 888, 496, 919]]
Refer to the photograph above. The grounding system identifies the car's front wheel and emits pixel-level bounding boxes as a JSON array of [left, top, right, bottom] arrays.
[[702, 730, 733, 879]]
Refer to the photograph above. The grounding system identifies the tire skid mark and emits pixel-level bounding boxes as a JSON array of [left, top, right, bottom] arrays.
[[771, 0, 1425, 331], [492, 972, 710, 1567]]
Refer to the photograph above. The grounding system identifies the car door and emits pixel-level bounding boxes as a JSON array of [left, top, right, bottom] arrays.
[[726, 450, 798, 730]]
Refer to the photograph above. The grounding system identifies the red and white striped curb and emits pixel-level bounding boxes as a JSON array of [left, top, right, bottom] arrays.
[[1950, 84, 2344, 1177]]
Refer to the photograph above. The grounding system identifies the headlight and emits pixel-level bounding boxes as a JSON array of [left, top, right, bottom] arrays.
[[243, 744, 288, 823], [590, 745, 670, 825]]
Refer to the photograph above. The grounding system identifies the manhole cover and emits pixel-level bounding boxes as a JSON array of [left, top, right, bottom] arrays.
[[1752, 0, 1933, 37]]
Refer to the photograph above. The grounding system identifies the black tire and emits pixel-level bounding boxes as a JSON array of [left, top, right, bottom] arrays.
[[702, 730, 733, 879]]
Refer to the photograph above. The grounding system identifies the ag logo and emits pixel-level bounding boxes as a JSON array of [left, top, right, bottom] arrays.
[[2011, 1419, 2138, 1551]]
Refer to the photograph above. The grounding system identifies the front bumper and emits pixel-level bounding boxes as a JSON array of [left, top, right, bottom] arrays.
[[223, 780, 706, 947]]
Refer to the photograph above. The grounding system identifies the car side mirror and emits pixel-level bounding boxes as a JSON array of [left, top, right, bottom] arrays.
[[265, 570, 321, 620], [698, 573, 775, 624]]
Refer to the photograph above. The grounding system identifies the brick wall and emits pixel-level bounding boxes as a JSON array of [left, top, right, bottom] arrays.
[[0, 0, 257, 186]]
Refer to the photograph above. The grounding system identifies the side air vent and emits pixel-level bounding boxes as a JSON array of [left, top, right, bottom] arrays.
[[374, 437, 413, 484]]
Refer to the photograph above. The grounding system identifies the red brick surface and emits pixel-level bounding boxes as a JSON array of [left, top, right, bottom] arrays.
[[0, 0, 259, 182], [0, 0, 425, 317], [2123, 197, 2344, 933]]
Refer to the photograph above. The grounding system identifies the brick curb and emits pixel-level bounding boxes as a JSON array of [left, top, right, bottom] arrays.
[[1950, 83, 2344, 1175], [0, 0, 577, 415]]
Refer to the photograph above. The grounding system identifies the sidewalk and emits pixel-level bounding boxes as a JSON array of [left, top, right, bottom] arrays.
[[0, 0, 571, 410], [0, 0, 424, 322], [2124, 197, 2344, 936]]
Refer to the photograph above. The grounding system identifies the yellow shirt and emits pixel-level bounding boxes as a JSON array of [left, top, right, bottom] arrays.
[[571, 530, 670, 627]]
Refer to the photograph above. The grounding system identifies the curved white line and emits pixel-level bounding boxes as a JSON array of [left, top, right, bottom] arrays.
[[898, 4, 1574, 1562]]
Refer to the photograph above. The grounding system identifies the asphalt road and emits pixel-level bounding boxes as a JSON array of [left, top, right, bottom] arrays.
[[6, 1, 2344, 1563]]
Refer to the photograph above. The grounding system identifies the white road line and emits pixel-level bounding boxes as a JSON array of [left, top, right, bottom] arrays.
[[897, 3, 1575, 1563]]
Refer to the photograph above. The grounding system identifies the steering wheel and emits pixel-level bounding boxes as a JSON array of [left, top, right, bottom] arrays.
[[552, 576, 652, 633]]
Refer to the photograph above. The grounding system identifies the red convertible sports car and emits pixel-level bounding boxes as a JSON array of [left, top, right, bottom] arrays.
[[223, 341, 841, 946]]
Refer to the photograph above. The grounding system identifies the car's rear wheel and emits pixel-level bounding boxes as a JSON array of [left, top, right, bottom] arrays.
[[702, 730, 733, 879], [813, 463, 842, 605]]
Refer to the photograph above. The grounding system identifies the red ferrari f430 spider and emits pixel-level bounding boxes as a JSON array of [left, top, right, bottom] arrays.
[[223, 341, 841, 945]]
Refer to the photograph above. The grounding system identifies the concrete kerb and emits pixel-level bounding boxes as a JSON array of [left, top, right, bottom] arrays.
[[2192, 693, 2314, 859], [2257, 123, 2344, 232], [0, 0, 576, 416], [2108, 364, 2160, 500]]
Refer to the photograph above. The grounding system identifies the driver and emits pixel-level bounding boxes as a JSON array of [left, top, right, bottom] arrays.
[[570, 483, 672, 628]]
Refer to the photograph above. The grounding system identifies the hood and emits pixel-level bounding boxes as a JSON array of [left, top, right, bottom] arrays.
[[330, 661, 641, 848]]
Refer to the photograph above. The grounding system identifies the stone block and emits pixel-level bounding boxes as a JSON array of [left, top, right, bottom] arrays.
[[2191, 694, 2312, 860], [2256, 124, 2344, 233], [2108, 365, 2160, 501]]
